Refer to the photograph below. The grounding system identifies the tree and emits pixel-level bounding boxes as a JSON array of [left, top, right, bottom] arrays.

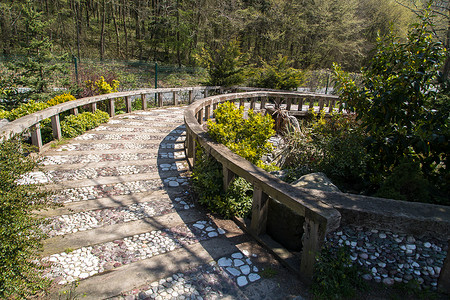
[[334, 11, 448, 187], [197, 40, 248, 86], [4, 1, 68, 105]]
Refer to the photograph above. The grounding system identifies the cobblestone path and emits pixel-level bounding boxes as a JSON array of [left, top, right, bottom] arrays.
[[38, 107, 306, 300]]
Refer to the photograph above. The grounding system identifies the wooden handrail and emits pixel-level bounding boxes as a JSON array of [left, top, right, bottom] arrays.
[[0, 86, 220, 150]]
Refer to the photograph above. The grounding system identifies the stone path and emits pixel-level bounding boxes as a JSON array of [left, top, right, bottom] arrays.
[[37, 106, 307, 300]]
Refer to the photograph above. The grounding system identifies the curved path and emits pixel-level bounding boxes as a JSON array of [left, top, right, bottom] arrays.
[[36, 106, 307, 299]]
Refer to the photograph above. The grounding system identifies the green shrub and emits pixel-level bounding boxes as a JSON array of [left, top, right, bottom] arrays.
[[207, 101, 276, 170], [333, 12, 448, 186], [191, 147, 253, 218], [278, 111, 369, 192], [250, 55, 305, 90], [0, 137, 52, 298], [312, 246, 366, 300], [375, 157, 431, 203], [61, 110, 109, 138]]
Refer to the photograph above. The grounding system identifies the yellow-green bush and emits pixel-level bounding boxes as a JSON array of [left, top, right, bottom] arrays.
[[0, 101, 49, 121], [46, 93, 76, 106], [207, 102, 276, 170], [84, 76, 119, 95]]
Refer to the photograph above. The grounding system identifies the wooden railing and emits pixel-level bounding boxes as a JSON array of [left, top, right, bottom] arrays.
[[184, 91, 342, 280], [0, 86, 220, 151]]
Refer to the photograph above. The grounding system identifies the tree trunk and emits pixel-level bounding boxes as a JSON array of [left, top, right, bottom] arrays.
[[100, 0, 106, 60]]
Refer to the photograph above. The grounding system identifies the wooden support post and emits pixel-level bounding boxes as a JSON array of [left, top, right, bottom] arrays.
[[204, 89, 209, 98], [250, 188, 269, 236], [300, 217, 326, 280], [438, 246, 450, 293], [213, 103, 218, 118], [186, 133, 194, 159], [141, 94, 147, 110], [173, 91, 178, 106], [205, 105, 210, 121], [222, 167, 236, 191], [319, 98, 324, 111], [309, 97, 314, 109], [260, 97, 266, 109], [250, 98, 255, 110], [70, 107, 79, 116], [108, 99, 115, 117], [189, 90, 193, 104], [125, 96, 132, 113], [30, 123, 43, 152], [239, 98, 245, 108], [328, 99, 335, 113], [90, 102, 97, 113], [51, 114, 62, 140], [197, 109, 203, 124], [286, 98, 292, 111], [158, 93, 163, 107], [298, 98, 304, 111]]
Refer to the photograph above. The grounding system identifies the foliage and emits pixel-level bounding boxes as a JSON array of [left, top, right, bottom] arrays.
[[0, 137, 52, 298], [61, 110, 109, 138], [278, 111, 369, 192], [375, 157, 431, 203], [0, 100, 49, 121], [1, 1, 69, 104], [46, 93, 76, 106], [334, 12, 449, 202], [312, 246, 366, 300], [196, 40, 248, 86], [249, 55, 305, 90], [207, 102, 275, 169], [79, 72, 120, 98], [191, 147, 253, 218]]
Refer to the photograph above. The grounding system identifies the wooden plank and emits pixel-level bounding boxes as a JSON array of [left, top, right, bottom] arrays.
[[90, 102, 97, 113]]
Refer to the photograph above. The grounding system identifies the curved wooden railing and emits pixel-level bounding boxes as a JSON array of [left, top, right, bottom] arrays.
[[184, 91, 450, 285], [184, 91, 343, 280], [0, 86, 220, 150]]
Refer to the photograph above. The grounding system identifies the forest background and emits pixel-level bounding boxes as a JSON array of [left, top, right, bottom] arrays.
[[2, 0, 448, 83]]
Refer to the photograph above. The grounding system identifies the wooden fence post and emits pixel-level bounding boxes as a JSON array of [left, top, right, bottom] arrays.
[[173, 91, 178, 106], [158, 93, 163, 107], [222, 167, 236, 191], [30, 123, 43, 152], [125, 96, 132, 113], [300, 217, 326, 281], [250, 188, 269, 236], [141, 94, 147, 110], [438, 246, 450, 293], [51, 114, 62, 140], [108, 99, 115, 117], [90, 102, 97, 113]]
